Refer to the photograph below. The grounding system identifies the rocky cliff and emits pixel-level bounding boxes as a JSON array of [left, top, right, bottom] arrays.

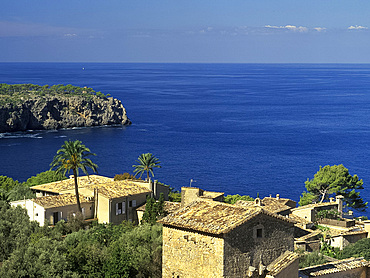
[[0, 95, 131, 132]]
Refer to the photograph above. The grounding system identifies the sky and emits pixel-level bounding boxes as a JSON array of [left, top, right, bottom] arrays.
[[1, 1, 370, 63]]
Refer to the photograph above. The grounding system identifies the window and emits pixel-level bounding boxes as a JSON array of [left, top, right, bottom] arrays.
[[116, 202, 126, 215], [35, 213, 38, 216], [257, 228, 263, 238], [129, 201, 132, 207], [253, 224, 264, 239], [132, 200, 136, 207]]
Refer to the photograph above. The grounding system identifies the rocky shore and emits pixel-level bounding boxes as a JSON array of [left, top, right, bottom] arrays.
[[0, 95, 131, 132]]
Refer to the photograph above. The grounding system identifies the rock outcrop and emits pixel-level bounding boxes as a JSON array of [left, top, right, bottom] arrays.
[[0, 95, 131, 132]]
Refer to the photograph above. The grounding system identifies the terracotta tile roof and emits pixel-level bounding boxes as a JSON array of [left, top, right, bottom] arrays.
[[30, 175, 114, 193], [235, 200, 254, 207], [236, 198, 292, 214], [158, 200, 295, 235], [288, 214, 311, 225], [295, 230, 321, 241], [299, 257, 370, 276], [266, 251, 299, 276], [201, 191, 224, 199], [32, 193, 92, 209], [92, 180, 152, 199], [137, 201, 181, 214], [329, 228, 368, 237], [261, 199, 292, 214], [292, 202, 338, 211], [31, 176, 151, 199], [262, 197, 296, 207]]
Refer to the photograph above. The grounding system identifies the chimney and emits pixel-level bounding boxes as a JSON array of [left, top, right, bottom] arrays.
[[276, 194, 280, 200], [181, 187, 201, 207], [329, 197, 334, 203], [336, 195, 344, 215]]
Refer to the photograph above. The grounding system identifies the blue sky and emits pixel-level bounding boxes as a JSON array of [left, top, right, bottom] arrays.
[[1, 1, 370, 63]]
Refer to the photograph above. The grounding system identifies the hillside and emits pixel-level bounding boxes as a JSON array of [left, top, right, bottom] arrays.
[[0, 84, 131, 132]]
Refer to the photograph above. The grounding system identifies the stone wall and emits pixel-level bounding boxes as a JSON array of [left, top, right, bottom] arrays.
[[223, 214, 294, 277], [162, 226, 224, 278]]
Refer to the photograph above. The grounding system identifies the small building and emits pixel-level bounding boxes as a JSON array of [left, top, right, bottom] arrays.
[[11, 193, 93, 225], [329, 230, 368, 250], [299, 257, 370, 277], [291, 196, 343, 223], [159, 199, 296, 278], [13, 176, 153, 225]]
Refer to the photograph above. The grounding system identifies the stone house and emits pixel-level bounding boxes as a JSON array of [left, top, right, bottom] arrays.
[[13, 175, 152, 225], [180, 187, 224, 207], [158, 199, 296, 278]]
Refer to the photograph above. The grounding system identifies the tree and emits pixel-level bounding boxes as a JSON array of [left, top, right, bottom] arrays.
[[132, 153, 161, 181], [224, 194, 254, 204], [299, 165, 367, 211], [50, 140, 97, 213], [25, 170, 66, 187], [141, 193, 166, 225], [340, 238, 370, 260]]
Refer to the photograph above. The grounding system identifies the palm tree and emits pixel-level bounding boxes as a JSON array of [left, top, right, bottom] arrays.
[[132, 153, 161, 181], [50, 140, 97, 213]]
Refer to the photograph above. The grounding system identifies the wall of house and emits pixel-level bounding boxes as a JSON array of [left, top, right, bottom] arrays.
[[162, 226, 224, 278], [273, 258, 299, 278], [97, 194, 111, 224], [223, 214, 294, 277], [45, 202, 94, 225], [291, 208, 314, 222], [109, 193, 149, 225], [11, 199, 45, 225]]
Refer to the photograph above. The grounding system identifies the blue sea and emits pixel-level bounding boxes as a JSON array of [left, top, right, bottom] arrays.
[[1, 63, 370, 214]]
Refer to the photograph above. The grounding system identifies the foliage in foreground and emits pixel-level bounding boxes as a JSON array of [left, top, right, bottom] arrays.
[[299, 164, 367, 211], [0, 202, 163, 278]]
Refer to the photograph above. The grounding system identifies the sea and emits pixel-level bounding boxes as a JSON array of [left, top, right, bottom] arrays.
[[1, 63, 370, 215]]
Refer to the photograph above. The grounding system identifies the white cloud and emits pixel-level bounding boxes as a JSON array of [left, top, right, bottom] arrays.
[[348, 25, 368, 30], [64, 33, 77, 37], [314, 27, 326, 32], [264, 25, 308, 32]]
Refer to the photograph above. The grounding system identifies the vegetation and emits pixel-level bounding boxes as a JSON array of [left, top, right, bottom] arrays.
[[25, 170, 67, 187], [0, 170, 66, 203], [0, 83, 111, 106], [224, 194, 254, 204], [339, 238, 370, 260], [169, 188, 181, 202], [298, 250, 327, 268], [114, 172, 137, 181], [50, 140, 98, 213], [0, 202, 163, 277], [316, 209, 341, 221], [133, 153, 161, 181], [299, 164, 367, 211], [141, 193, 166, 225]]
